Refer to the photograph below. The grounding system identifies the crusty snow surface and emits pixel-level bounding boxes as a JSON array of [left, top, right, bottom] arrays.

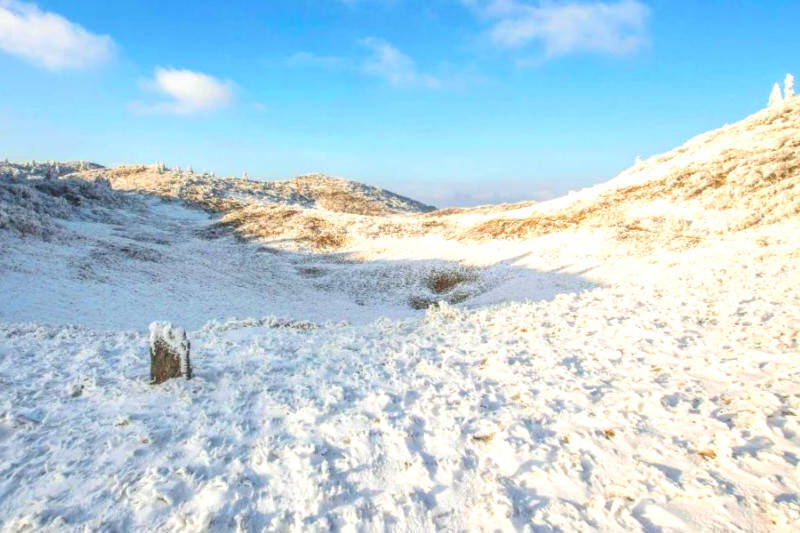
[[2, 108, 800, 530]]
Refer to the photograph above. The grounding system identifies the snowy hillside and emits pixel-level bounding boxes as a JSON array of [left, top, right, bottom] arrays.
[[462, 94, 800, 247], [71, 165, 435, 215], [1, 90, 799, 532]]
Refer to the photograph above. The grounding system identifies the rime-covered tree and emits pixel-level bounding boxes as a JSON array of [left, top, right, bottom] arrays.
[[785, 73, 795, 99], [769, 83, 783, 107]]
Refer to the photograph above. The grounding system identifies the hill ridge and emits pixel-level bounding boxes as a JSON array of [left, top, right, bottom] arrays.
[[68, 165, 436, 216]]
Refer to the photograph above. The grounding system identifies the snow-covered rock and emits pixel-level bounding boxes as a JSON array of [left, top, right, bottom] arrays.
[[148, 321, 192, 383]]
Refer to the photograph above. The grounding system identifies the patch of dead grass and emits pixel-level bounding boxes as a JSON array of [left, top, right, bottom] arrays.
[[426, 269, 476, 294]]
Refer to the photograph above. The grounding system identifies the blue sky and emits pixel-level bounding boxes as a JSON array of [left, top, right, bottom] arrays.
[[0, 0, 797, 206]]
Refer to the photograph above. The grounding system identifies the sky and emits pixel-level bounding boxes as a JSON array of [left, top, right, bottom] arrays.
[[0, 0, 797, 206]]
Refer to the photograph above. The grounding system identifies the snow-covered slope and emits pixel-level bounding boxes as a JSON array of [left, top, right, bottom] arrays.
[[0, 165, 578, 327], [463, 96, 800, 247], [1, 92, 799, 532]]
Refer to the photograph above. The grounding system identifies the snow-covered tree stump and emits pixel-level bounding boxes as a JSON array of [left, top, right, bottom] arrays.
[[149, 322, 192, 384]]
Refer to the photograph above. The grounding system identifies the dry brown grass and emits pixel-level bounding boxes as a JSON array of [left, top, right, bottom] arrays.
[[698, 448, 717, 460], [471, 433, 495, 442], [297, 267, 326, 278], [216, 204, 350, 250], [426, 269, 476, 294], [408, 268, 478, 309], [312, 190, 388, 216], [408, 296, 436, 310]]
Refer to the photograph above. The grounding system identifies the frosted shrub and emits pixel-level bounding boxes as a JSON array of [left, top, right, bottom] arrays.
[[786, 73, 795, 99], [0, 164, 135, 239]]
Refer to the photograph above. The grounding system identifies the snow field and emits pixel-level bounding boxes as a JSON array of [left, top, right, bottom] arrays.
[[0, 223, 798, 531]]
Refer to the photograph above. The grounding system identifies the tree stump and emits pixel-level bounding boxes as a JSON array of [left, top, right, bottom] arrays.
[[149, 322, 192, 384]]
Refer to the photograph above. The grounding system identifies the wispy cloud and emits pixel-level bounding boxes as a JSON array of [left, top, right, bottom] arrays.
[[465, 0, 649, 61], [132, 68, 235, 115], [0, 0, 114, 70], [287, 39, 447, 89], [360, 38, 442, 88]]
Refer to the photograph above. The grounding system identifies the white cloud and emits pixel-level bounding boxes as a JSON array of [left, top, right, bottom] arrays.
[[133, 68, 235, 115], [0, 0, 114, 69], [466, 0, 649, 59], [360, 37, 441, 88]]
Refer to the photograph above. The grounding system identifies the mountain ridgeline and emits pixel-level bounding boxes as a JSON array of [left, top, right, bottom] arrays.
[[71, 166, 436, 216]]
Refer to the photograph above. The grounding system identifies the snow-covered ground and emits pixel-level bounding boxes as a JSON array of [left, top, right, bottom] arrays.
[[1, 97, 799, 531], [0, 195, 594, 330], [1, 222, 798, 532], [2, 199, 798, 532]]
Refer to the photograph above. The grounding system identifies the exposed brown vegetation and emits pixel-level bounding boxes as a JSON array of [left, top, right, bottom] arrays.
[[409, 296, 436, 310], [214, 204, 351, 250], [426, 269, 476, 294], [410, 267, 478, 309], [698, 448, 717, 460]]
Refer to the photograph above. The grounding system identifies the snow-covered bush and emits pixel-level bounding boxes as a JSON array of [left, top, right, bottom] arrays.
[[0, 161, 138, 239], [0, 203, 57, 237]]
